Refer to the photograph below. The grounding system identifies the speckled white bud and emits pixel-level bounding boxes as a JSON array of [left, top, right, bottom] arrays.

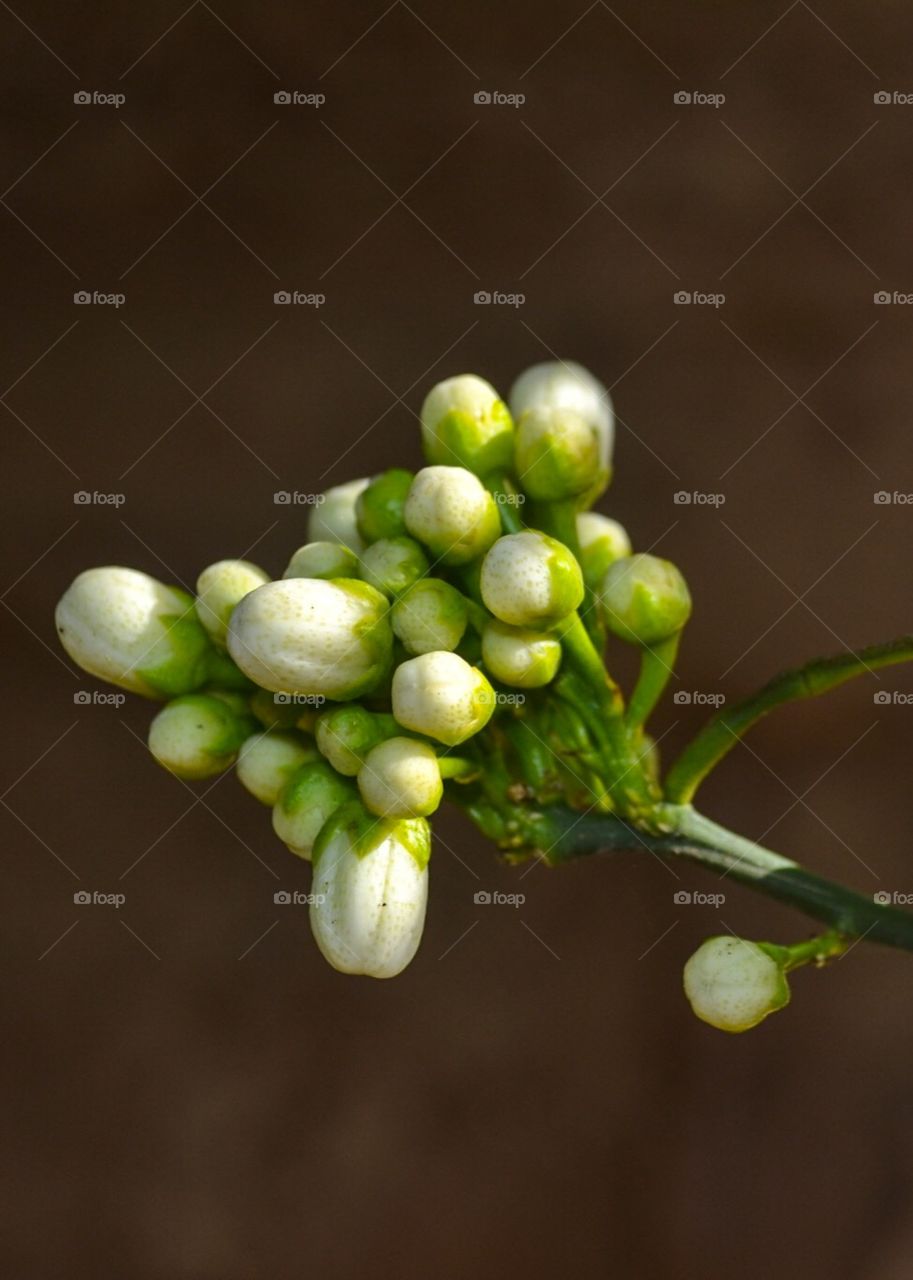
[[391, 578, 469, 655], [576, 512, 631, 590], [480, 531, 584, 628], [358, 737, 443, 818], [148, 693, 251, 780], [514, 406, 602, 501], [392, 651, 495, 746], [481, 619, 562, 688], [310, 809, 430, 978], [227, 578, 392, 699], [235, 732, 316, 806], [404, 466, 501, 566], [509, 360, 613, 473], [307, 478, 370, 553], [420, 374, 514, 476], [195, 559, 269, 648], [683, 936, 790, 1033]]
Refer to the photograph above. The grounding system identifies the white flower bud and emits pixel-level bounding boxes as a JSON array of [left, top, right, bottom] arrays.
[[56, 566, 213, 698], [235, 732, 316, 806], [148, 694, 251, 780], [420, 374, 514, 476], [404, 466, 501, 566], [358, 737, 443, 818], [310, 807, 430, 978], [272, 760, 356, 859], [391, 578, 469, 655], [392, 651, 496, 746], [307, 478, 370, 553], [283, 541, 359, 581], [481, 619, 562, 688], [359, 536, 429, 597], [683, 936, 790, 1033], [480, 531, 584, 628], [509, 360, 613, 473], [228, 578, 392, 699], [576, 512, 631, 589], [514, 406, 602, 502], [194, 559, 269, 648]]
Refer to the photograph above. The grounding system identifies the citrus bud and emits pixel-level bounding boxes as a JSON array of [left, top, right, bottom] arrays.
[[599, 553, 691, 646], [283, 541, 359, 581], [509, 360, 613, 473], [481, 619, 562, 688], [683, 936, 790, 1033], [404, 466, 501, 566], [359, 536, 429, 598], [356, 468, 414, 543], [392, 651, 495, 746], [272, 760, 356, 859], [307, 478, 370, 552], [480, 531, 584, 628], [310, 805, 430, 978], [228, 578, 392, 699], [514, 406, 602, 501], [235, 731, 317, 805], [420, 374, 514, 476], [357, 736, 443, 818], [391, 578, 469, 655], [56, 566, 213, 699], [194, 559, 269, 648], [315, 704, 397, 776], [148, 693, 252, 780], [576, 512, 631, 589]]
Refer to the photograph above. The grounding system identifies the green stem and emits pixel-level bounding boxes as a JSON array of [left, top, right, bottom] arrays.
[[664, 635, 913, 804], [486, 473, 525, 535], [437, 756, 477, 780], [625, 634, 680, 732]]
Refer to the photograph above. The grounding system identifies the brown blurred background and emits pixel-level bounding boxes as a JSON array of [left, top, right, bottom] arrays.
[[3, 1, 913, 1276]]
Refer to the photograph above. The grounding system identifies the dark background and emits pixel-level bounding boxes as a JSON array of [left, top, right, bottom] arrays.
[[3, 2, 913, 1276]]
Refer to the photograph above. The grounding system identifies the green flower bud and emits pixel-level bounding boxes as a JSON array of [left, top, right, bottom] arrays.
[[310, 804, 430, 978], [391, 578, 469, 655], [315, 704, 397, 776], [576, 512, 631, 590], [420, 374, 514, 476], [272, 760, 356, 859], [480, 531, 584, 628], [307, 478, 370, 553], [358, 737, 443, 818], [392, 651, 495, 746], [481, 619, 562, 689], [599, 553, 691, 646], [228, 578, 392, 700], [359, 536, 429, 598], [356, 468, 414, 543], [235, 731, 317, 805], [683, 936, 790, 1033], [509, 360, 613, 474], [56, 566, 214, 699], [514, 406, 602, 502], [283, 541, 359, 581], [404, 466, 501, 566], [194, 559, 269, 648], [148, 693, 252, 780]]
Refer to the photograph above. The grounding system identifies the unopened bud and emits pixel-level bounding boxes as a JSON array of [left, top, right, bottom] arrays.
[[683, 936, 790, 1033], [235, 732, 317, 805], [392, 651, 496, 746], [283, 541, 359, 581], [358, 737, 443, 818], [148, 693, 252, 780], [391, 578, 469, 655], [599, 553, 691, 645], [576, 512, 631, 589], [356, 468, 414, 543], [481, 619, 562, 688], [420, 374, 514, 476], [272, 760, 356, 859], [404, 466, 501, 566], [480, 530, 584, 628], [359, 536, 429, 598], [307, 478, 370, 553], [195, 559, 269, 648]]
